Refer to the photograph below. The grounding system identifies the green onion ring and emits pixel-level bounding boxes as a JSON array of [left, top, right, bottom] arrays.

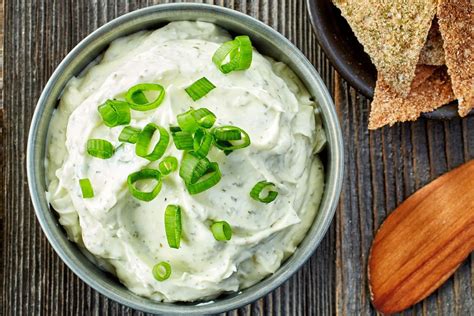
[[212, 40, 239, 74], [87, 139, 114, 159], [185, 77, 216, 101], [126, 83, 165, 111], [214, 140, 234, 155], [97, 100, 131, 127], [212, 35, 253, 74], [177, 108, 216, 133], [164, 205, 182, 249], [250, 181, 278, 203], [169, 126, 182, 133], [185, 162, 222, 195], [177, 109, 197, 132], [213, 126, 251, 151], [179, 152, 211, 184], [127, 169, 162, 202], [171, 130, 194, 151], [130, 90, 148, 104], [193, 129, 213, 158], [192, 108, 216, 129], [210, 221, 232, 241], [118, 126, 141, 144], [136, 123, 170, 161], [152, 261, 171, 281], [79, 178, 94, 198], [159, 156, 178, 176], [212, 126, 242, 141], [232, 35, 253, 71]]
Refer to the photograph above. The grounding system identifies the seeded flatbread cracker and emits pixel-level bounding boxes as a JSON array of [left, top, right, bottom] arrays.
[[418, 19, 445, 66], [411, 65, 438, 89], [333, 0, 437, 96], [437, 0, 474, 117], [369, 67, 455, 129]]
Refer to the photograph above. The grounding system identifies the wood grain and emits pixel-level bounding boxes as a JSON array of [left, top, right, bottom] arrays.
[[369, 160, 474, 314], [1, 0, 473, 315], [0, 0, 4, 311]]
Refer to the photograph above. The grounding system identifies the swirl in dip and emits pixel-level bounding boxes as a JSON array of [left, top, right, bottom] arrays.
[[45, 21, 326, 302]]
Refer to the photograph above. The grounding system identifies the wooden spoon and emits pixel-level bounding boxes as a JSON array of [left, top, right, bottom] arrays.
[[368, 159, 474, 314]]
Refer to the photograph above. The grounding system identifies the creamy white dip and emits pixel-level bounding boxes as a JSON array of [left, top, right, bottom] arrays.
[[46, 21, 326, 302]]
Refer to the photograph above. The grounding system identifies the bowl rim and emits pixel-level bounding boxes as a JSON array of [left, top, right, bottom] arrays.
[[27, 3, 344, 314], [305, 0, 374, 98]]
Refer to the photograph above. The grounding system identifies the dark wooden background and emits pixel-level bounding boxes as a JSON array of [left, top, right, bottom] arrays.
[[2, 0, 473, 315]]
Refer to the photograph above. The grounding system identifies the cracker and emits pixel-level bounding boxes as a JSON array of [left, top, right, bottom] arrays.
[[411, 65, 439, 89], [418, 18, 445, 66], [369, 67, 455, 129], [333, 0, 437, 96], [437, 0, 474, 117]]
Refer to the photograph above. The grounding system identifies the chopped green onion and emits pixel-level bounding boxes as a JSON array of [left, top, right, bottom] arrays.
[[193, 108, 216, 129], [171, 130, 194, 151], [97, 100, 131, 127], [164, 205, 182, 249], [232, 35, 253, 71], [213, 126, 251, 151], [169, 126, 182, 133], [118, 126, 141, 144], [125, 83, 165, 111], [213, 126, 242, 140], [127, 169, 162, 202], [177, 109, 198, 133], [159, 156, 178, 176], [79, 178, 94, 198], [185, 77, 216, 101], [211, 221, 232, 241], [193, 129, 213, 158], [179, 152, 211, 184], [212, 40, 239, 74], [130, 90, 148, 104], [250, 181, 278, 203], [136, 123, 169, 161], [185, 162, 222, 195], [212, 35, 253, 74], [87, 139, 114, 159], [152, 261, 171, 281], [179, 151, 221, 194], [214, 140, 234, 155], [177, 108, 216, 133]]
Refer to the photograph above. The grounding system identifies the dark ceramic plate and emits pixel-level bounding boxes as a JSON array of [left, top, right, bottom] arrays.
[[306, 0, 472, 119]]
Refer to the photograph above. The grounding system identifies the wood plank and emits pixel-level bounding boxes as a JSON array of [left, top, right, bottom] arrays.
[[0, 0, 3, 308], [333, 44, 474, 316], [1, 0, 473, 315]]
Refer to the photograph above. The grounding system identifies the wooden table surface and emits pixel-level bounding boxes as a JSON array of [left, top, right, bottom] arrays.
[[2, 1, 473, 315]]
